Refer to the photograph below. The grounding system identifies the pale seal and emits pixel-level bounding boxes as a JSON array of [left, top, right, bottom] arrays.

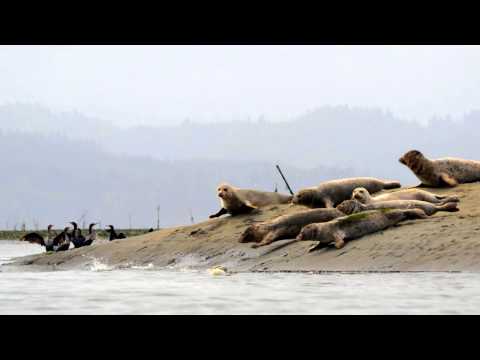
[[292, 177, 401, 208], [296, 208, 428, 252], [337, 198, 459, 216], [399, 150, 480, 187], [240, 208, 344, 248], [209, 183, 293, 218], [351, 187, 460, 205]]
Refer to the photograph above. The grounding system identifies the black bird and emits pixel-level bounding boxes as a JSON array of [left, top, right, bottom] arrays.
[[69, 221, 87, 248], [21, 224, 57, 252], [22, 225, 71, 252], [106, 225, 127, 241], [83, 223, 98, 246], [55, 227, 72, 251]]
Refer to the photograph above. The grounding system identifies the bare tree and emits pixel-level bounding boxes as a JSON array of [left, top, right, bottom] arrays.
[[79, 210, 88, 230], [189, 208, 194, 224]]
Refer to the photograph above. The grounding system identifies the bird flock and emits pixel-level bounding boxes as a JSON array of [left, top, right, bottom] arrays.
[[21, 222, 127, 252]]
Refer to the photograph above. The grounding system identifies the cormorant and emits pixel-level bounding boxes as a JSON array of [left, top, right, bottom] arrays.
[[106, 225, 127, 241], [83, 223, 98, 246], [21, 225, 71, 252], [69, 221, 86, 248], [21, 224, 56, 251], [55, 227, 71, 251]]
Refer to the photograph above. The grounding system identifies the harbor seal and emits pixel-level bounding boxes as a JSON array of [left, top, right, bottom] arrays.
[[399, 150, 480, 187], [292, 177, 401, 208], [296, 208, 428, 252], [240, 208, 344, 248], [337, 198, 459, 216], [209, 183, 293, 218], [351, 187, 460, 205]]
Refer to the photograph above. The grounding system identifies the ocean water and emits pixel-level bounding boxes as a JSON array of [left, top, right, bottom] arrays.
[[1, 240, 479, 315]]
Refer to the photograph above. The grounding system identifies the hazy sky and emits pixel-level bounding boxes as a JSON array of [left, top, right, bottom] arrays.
[[1, 45, 479, 126]]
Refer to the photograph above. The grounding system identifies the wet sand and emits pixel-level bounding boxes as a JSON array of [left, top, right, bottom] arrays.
[[8, 183, 480, 272]]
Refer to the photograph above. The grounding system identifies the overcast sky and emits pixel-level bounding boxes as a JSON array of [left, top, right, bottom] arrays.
[[1, 45, 479, 127]]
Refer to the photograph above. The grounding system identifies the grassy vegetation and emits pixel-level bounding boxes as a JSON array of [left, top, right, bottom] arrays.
[[0, 229, 155, 240]]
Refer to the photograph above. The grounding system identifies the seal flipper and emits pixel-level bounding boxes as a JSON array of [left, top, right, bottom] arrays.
[[323, 198, 335, 208], [440, 195, 460, 203], [209, 208, 228, 218], [333, 232, 346, 249], [308, 231, 345, 252], [403, 209, 429, 220], [243, 200, 257, 212], [439, 173, 459, 187], [383, 181, 401, 189], [437, 202, 459, 213], [251, 232, 277, 249], [308, 241, 329, 253], [236, 201, 256, 215]]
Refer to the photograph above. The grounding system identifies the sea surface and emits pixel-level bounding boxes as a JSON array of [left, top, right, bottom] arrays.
[[1, 240, 479, 315]]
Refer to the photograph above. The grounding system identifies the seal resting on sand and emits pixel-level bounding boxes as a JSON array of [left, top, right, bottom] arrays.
[[292, 177, 401, 208], [351, 187, 459, 205], [296, 208, 428, 252], [399, 150, 480, 187], [209, 183, 292, 218], [337, 198, 459, 216], [240, 208, 344, 248]]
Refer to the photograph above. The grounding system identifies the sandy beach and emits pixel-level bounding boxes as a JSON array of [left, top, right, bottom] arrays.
[[8, 183, 480, 272]]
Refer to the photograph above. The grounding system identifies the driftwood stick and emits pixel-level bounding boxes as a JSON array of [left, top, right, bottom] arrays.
[[276, 164, 294, 196]]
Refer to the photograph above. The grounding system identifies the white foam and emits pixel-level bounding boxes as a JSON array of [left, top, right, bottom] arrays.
[[131, 263, 154, 270], [167, 254, 206, 270], [88, 258, 114, 272]]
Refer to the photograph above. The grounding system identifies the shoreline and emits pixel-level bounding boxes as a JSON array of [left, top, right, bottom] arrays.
[[0, 229, 154, 241], [5, 183, 480, 273]]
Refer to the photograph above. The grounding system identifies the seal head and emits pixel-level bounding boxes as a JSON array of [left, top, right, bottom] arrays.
[[337, 199, 364, 215], [292, 189, 317, 207], [351, 187, 372, 204], [400, 150, 423, 165], [296, 223, 318, 241]]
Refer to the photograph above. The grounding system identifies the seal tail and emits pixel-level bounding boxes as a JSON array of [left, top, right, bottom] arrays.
[[440, 195, 460, 203], [239, 225, 261, 243], [384, 181, 401, 189], [437, 202, 460, 213], [404, 209, 429, 220]]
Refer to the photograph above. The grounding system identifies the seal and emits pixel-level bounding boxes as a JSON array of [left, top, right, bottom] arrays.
[[209, 182, 293, 218], [337, 198, 459, 216], [399, 150, 480, 187], [296, 208, 428, 252], [292, 177, 401, 208], [351, 187, 460, 205], [240, 208, 344, 248]]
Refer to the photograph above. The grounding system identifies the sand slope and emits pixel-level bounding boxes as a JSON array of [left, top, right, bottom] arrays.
[[9, 183, 480, 272]]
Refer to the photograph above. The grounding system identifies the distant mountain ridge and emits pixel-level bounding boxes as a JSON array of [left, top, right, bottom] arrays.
[[2, 104, 478, 177], [0, 103, 115, 140], [1, 103, 480, 228], [0, 130, 354, 229]]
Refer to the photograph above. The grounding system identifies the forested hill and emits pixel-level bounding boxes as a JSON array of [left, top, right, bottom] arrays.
[[0, 131, 353, 229]]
